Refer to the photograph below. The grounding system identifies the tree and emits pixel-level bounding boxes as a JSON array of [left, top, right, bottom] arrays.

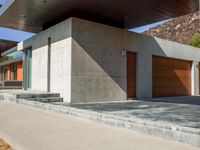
[[189, 34, 200, 48]]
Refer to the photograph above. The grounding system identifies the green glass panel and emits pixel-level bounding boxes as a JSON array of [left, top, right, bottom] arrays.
[[27, 50, 32, 88]]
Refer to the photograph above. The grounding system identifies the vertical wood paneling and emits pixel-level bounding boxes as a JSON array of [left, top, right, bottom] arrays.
[[153, 56, 192, 97], [7, 65, 11, 81], [17, 61, 23, 81], [127, 52, 136, 98]]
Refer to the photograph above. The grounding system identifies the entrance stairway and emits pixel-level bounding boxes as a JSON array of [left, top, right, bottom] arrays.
[[0, 81, 22, 89], [16, 93, 63, 103], [0, 90, 63, 103]]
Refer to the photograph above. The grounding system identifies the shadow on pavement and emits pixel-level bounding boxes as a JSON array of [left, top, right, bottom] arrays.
[[146, 96, 200, 105]]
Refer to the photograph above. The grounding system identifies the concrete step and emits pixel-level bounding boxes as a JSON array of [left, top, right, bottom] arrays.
[[26, 97, 63, 103], [16, 93, 60, 99], [0, 86, 22, 90]]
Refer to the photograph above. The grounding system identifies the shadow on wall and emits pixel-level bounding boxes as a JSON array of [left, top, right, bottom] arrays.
[[72, 21, 192, 102], [71, 40, 127, 102], [20, 18, 195, 103]]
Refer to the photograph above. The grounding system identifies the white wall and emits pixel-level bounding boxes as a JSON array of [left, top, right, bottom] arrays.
[[50, 38, 72, 102], [24, 18, 72, 102]]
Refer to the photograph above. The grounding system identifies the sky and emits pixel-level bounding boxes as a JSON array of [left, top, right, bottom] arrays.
[[130, 19, 170, 33], [0, 27, 36, 42], [0, 0, 6, 5]]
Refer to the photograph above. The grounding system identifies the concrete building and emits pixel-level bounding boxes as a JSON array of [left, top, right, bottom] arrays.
[[0, 0, 200, 103], [16, 17, 200, 103]]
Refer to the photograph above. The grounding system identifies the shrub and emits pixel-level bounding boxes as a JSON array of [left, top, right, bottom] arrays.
[[189, 34, 200, 48]]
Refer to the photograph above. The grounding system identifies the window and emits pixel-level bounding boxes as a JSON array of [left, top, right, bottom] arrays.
[[2, 66, 8, 81], [11, 63, 17, 80]]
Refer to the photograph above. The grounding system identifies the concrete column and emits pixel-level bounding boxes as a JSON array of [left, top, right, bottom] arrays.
[[47, 37, 51, 92], [0, 67, 2, 81], [136, 53, 152, 99], [22, 51, 28, 90], [199, 0, 200, 11], [191, 61, 199, 95]]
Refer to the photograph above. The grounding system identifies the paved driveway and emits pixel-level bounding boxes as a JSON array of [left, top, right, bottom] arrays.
[[72, 97, 200, 129], [0, 101, 199, 150]]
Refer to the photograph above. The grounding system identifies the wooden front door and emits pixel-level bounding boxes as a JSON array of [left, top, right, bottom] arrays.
[[127, 52, 136, 98]]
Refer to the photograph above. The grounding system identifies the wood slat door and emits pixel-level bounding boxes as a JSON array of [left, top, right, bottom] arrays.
[[127, 52, 136, 98], [153, 56, 192, 97], [199, 63, 200, 95]]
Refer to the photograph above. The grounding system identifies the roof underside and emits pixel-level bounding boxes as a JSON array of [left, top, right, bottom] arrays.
[[0, 0, 199, 33], [0, 40, 17, 53]]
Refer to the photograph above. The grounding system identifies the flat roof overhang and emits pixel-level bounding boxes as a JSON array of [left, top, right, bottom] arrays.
[[0, 39, 17, 53], [0, 0, 199, 33], [0, 57, 22, 67]]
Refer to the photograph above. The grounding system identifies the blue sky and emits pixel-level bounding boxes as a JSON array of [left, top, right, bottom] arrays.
[[130, 19, 170, 33], [0, 0, 7, 5], [0, 27, 36, 42]]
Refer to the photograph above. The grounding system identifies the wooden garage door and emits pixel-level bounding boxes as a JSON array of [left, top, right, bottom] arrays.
[[127, 52, 136, 98], [199, 63, 200, 95], [153, 56, 192, 97]]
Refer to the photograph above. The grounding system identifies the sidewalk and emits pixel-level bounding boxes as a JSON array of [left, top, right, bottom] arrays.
[[0, 101, 199, 150]]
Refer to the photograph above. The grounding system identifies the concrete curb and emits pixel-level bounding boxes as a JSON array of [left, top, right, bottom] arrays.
[[4, 98, 200, 148]]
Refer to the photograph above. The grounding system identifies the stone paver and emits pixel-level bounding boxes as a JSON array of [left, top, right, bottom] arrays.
[[72, 99, 200, 129]]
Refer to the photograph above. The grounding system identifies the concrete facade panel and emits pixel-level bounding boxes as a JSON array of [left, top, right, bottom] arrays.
[[71, 39, 126, 103], [32, 45, 48, 91], [28, 19, 72, 102], [50, 38, 72, 102]]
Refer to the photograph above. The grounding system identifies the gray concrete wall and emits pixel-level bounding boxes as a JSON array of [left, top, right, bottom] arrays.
[[71, 18, 200, 103], [19, 19, 72, 102], [192, 61, 199, 95], [19, 17, 200, 103], [71, 19, 127, 103]]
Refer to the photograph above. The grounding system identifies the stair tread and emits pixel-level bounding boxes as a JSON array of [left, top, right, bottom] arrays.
[[25, 97, 63, 103], [17, 93, 60, 98], [27, 97, 62, 99]]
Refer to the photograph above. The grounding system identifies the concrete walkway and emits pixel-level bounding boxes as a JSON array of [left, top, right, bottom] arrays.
[[0, 101, 199, 150]]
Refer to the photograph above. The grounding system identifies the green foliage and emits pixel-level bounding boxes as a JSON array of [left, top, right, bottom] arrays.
[[189, 34, 200, 48], [0, 56, 10, 63]]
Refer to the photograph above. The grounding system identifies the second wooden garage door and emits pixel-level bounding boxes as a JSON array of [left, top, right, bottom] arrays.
[[153, 56, 192, 97]]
